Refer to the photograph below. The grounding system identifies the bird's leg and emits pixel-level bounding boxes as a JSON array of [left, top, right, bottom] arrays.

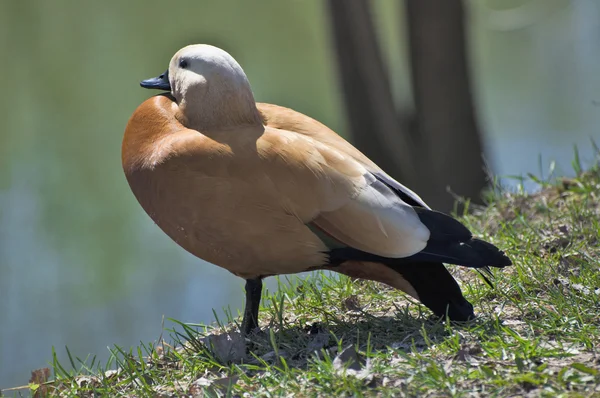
[[241, 278, 263, 335]]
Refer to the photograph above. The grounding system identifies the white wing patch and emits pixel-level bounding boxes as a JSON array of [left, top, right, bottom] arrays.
[[313, 173, 430, 258]]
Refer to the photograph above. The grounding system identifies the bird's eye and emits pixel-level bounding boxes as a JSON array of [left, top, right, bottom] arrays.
[[179, 59, 188, 69]]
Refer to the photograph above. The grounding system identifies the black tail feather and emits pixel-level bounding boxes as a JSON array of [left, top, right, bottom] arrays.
[[402, 238, 512, 269], [412, 207, 472, 242], [328, 237, 511, 270], [409, 207, 511, 268], [476, 267, 495, 288]]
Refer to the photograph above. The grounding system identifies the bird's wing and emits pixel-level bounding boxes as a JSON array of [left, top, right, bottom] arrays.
[[257, 102, 430, 209], [249, 126, 431, 258]]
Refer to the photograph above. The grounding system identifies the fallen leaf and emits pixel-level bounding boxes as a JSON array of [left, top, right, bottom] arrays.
[[104, 369, 120, 379], [333, 345, 371, 380], [75, 376, 99, 388], [261, 350, 289, 363], [343, 295, 362, 312], [334, 345, 364, 372], [456, 344, 482, 366], [203, 332, 246, 363], [503, 319, 525, 326], [553, 277, 599, 296], [189, 377, 211, 397], [189, 375, 240, 397], [306, 330, 330, 353], [212, 375, 240, 390]]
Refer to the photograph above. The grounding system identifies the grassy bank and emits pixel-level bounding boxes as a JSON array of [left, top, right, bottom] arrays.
[[6, 164, 600, 397]]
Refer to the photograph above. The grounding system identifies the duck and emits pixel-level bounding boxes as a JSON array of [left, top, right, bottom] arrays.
[[122, 44, 511, 335]]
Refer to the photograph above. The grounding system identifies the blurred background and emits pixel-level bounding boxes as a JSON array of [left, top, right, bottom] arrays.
[[1, 0, 599, 388]]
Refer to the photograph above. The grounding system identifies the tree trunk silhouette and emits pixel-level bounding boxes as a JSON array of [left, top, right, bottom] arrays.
[[325, 0, 486, 211], [325, 0, 420, 190], [406, 0, 486, 210]]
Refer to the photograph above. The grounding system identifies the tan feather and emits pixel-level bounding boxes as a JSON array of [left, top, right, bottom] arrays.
[[123, 93, 431, 278]]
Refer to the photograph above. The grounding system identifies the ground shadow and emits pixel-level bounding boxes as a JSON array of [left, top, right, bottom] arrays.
[[196, 311, 505, 369]]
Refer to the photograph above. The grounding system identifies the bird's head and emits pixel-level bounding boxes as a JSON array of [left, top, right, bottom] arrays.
[[140, 44, 260, 129]]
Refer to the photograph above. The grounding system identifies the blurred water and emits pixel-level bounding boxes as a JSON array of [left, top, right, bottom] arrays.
[[1, 0, 599, 388]]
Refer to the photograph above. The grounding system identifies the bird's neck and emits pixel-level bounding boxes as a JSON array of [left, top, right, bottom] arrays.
[[179, 84, 262, 131]]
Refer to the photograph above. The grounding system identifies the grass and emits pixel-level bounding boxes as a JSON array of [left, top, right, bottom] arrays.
[[4, 162, 600, 397]]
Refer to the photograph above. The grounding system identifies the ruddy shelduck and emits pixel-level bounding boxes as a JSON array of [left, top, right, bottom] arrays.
[[123, 44, 511, 334]]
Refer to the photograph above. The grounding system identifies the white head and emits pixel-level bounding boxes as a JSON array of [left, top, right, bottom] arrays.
[[141, 44, 261, 129]]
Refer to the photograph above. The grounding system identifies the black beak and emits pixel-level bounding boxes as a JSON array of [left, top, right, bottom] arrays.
[[140, 70, 171, 91]]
